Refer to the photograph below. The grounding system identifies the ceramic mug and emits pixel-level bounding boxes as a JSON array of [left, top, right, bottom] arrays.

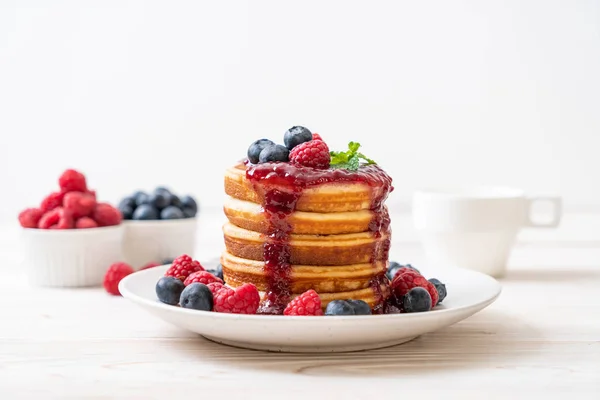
[[412, 187, 562, 277]]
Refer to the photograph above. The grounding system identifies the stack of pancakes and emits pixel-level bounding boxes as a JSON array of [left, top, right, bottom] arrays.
[[221, 162, 392, 311]]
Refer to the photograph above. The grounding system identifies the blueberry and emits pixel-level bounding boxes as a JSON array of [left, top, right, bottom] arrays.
[[386, 261, 420, 281], [169, 194, 183, 209], [258, 144, 289, 163], [149, 192, 170, 210], [283, 126, 312, 150], [248, 139, 275, 164], [161, 258, 174, 265], [135, 192, 151, 207], [180, 283, 213, 311], [428, 278, 447, 303], [207, 263, 223, 280], [160, 206, 184, 219], [325, 300, 355, 316], [403, 287, 432, 313], [347, 299, 371, 315], [132, 204, 159, 220], [182, 207, 196, 218], [119, 205, 134, 220], [156, 276, 185, 305], [180, 195, 197, 213], [119, 197, 136, 209], [154, 186, 171, 195]]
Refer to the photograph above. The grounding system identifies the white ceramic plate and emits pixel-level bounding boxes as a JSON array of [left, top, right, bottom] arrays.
[[119, 265, 501, 353]]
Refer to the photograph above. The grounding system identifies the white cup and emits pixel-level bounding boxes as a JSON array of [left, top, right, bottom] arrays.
[[412, 187, 561, 277]]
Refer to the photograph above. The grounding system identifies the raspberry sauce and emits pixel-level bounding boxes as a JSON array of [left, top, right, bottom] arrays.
[[246, 162, 394, 314]]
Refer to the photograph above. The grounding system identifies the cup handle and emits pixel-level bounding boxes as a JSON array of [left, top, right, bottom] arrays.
[[525, 197, 562, 228]]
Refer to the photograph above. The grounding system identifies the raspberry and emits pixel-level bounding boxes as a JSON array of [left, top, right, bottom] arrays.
[[213, 283, 260, 314], [38, 207, 73, 229], [284, 289, 323, 316], [312, 133, 323, 141], [207, 282, 224, 297], [75, 217, 98, 229], [391, 271, 439, 308], [289, 140, 330, 169], [140, 261, 161, 270], [184, 271, 223, 286], [103, 262, 134, 295], [40, 192, 65, 212], [92, 203, 122, 227], [87, 190, 97, 199], [164, 254, 204, 281], [59, 169, 87, 193], [18, 208, 44, 228], [63, 191, 97, 219]]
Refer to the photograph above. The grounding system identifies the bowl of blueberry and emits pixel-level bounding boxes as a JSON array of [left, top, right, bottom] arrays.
[[118, 187, 199, 269]]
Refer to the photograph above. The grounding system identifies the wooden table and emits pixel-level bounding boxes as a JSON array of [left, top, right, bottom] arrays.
[[1, 213, 599, 399]]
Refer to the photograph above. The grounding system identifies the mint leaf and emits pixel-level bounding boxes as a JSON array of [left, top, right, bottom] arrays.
[[348, 141, 361, 153], [329, 141, 377, 170], [347, 154, 360, 170], [357, 152, 376, 165]]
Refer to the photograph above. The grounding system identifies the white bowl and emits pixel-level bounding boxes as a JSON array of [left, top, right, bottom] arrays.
[[122, 218, 198, 269], [21, 225, 124, 288]]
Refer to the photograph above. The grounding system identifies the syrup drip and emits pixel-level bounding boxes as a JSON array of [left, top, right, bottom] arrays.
[[246, 162, 394, 314]]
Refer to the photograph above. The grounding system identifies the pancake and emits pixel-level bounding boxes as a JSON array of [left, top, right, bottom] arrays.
[[223, 222, 390, 266]]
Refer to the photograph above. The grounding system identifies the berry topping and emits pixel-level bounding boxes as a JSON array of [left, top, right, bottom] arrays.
[[58, 169, 87, 193], [92, 203, 122, 227], [283, 290, 323, 316], [164, 254, 204, 281], [428, 278, 447, 304], [213, 283, 260, 314], [207, 263, 224, 281], [206, 282, 224, 297], [160, 206, 184, 220], [312, 133, 323, 141], [184, 271, 223, 286], [156, 276, 185, 305], [103, 262, 134, 296], [403, 287, 432, 313], [386, 261, 420, 281], [18, 208, 43, 228], [289, 140, 330, 169], [248, 139, 275, 164], [283, 126, 312, 150], [63, 191, 96, 219], [391, 271, 439, 309], [180, 283, 213, 311], [40, 192, 65, 213], [325, 300, 356, 316], [75, 216, 98, 229], [132, 204, 159, 220], [258, 144, 290, 163], [347, 299, 372, 315]]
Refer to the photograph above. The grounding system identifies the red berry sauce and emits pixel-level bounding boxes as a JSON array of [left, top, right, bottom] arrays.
[[246, 162, 394, 314]]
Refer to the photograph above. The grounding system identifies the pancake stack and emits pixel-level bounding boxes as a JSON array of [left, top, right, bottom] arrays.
[[221, 161, 393, 314]]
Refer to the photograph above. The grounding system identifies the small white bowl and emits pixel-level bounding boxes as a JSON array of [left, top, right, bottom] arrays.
[[21, 225, 124, 288], [122, 218, 198, 269]]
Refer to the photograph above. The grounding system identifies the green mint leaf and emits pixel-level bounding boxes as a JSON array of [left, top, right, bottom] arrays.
[[348, 141, 361, 153], [358, 152, 376, 165], [347, 154, 360, 171], [329, 141, 377, 170]]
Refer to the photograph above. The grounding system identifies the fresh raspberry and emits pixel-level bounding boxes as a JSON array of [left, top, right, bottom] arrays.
[[75, 217, 98, 229], [103, 262, 134, 295], [164, 254, 204, 281], [284, 289, 323, 316], [390, 267, 419, 281], [38, 207, 73, 229], [40, 192, 65, 212], [63, 191, 97, 219], [184, 271, 223, 286], [87, 190, 97, 199], [391, 271, 439, 308], [312, 133, 323, 141], [18, 208, 44, 228], [289, 140, 330, 169], [140, 261, 161, 270], [92, 203, 122, 227], [207, 282, 224, 297], [59, 169, 87, 193], [213, 283, 260, 314]]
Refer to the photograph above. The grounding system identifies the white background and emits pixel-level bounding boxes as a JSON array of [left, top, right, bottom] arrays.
[[1, 0, 599, 225]]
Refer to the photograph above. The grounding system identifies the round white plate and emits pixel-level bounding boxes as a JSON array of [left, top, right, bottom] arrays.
[[119, 265, 501, 353]]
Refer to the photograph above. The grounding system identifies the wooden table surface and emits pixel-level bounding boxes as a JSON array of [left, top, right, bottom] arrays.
[[1, 213, 599, 399]]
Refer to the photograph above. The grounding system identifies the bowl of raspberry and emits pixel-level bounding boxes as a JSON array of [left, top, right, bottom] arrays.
[[18, 169, 124, 287], [117, 187, 198, 269]]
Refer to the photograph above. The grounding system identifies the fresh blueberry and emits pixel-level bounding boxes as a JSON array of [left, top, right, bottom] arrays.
[[179, 283, 213, 311], [258, 144, 289, 163], [180, 195, 197, 213], [347, 299, 371, 315], [149, 192, 170, 210], [386, 261, 420, 281], [119, 197, 136, 209], [182, 207, 196, 218], [160, 206, 184, 219], [248, 139, 275, 164], [119, 205, 134, 220], [135, 192, 151, 207], [156, 276, 185, 305], [403, 287, 432, 313], [132, 204, 159, 220], [207, 263, 223, 280], [169, 194, 183, 209], [161, 258, 174, 265], [154, 186, 171, 195], [428, 278, 447, 303], [283, 126, 312, 150], [325, 300, 355, 316]]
